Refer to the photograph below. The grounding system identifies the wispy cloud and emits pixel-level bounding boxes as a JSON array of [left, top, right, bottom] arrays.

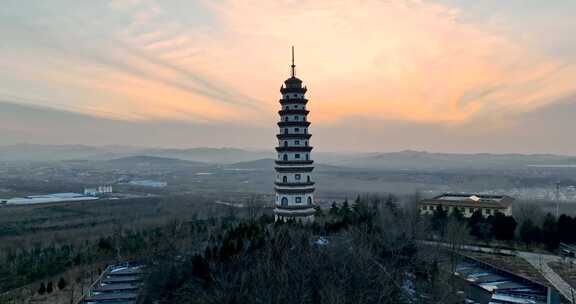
[[1, 0, 575, 129]]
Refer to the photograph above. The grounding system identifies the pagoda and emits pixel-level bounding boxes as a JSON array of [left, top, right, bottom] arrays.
[[274, 47, 316, 222]]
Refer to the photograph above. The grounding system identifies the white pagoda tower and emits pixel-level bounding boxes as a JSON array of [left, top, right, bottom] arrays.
[[274, 47, 316, 222]]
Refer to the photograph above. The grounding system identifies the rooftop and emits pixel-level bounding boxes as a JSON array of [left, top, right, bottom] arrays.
[[421, 193, 514, 208], [81, 263, 145, 304], [455, 261, 548, 304]]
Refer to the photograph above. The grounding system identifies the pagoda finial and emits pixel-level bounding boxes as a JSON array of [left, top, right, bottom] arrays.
[[291, 46, 296, 77]]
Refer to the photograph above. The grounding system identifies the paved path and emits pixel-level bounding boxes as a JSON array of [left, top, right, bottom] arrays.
[[420, 240, 576, 303], [518, 251, 575, 303]]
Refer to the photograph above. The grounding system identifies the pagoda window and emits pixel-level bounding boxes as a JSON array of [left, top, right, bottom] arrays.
[[295, 140, 300, 145], [307, 197, 312, 205], [296, 197, 302, 203], [304, 128, 307, 134], [307, 176, 311, 182], [305, 154, 309, 160], [294, 116, 298, 121], [295, 174, 301, 180], [283, 154, 288, 161], [295, 154, 300, 159], [284, 141, 288, 147], [283, 176, 288, 183], [285, 116, 289, 121], [295, 128, 299, 132], [281, 197, 288, 206], [284, 128, 288, 134]]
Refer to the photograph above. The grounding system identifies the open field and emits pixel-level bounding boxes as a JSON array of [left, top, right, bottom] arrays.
[[0, 192, 271, 299]]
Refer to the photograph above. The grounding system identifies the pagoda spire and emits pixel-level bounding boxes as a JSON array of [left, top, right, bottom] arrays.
[[291, 46, 296, 77]]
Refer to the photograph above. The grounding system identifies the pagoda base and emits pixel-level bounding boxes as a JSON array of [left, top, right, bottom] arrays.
[[274, 207, 315, 223]]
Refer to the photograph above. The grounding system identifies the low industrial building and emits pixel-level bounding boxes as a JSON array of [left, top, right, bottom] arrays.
[[419, 193, 514, 218], [84, 185, 113, 197], [3, 193, 99, 205], [455, 258, 559, 304], [127, 180, 167, 188]]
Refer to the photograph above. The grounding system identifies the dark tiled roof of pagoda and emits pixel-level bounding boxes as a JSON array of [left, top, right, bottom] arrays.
[[285, 76, 303, 85], [275, 146, 313, 152], [280, 86, 307, 94], [276, 133, 312, 140], [280, 98, 308, 105], [275, 187, 315, 194], [274, 208, 316, 216], [275, 165, 314, 173], [275, 160, 314, 166], [279, 109, 309, 115], [277, 121, 311, 127], [274, 181, 315, 187], [274, 204, 315, 210]]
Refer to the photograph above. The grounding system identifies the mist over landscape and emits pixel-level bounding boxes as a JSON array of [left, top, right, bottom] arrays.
[[3, 143, 576, 204]]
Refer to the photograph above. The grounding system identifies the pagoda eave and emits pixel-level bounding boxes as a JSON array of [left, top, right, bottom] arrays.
[[274, 160, 314, 165], [274, 208, 316, 217], [275, 146, 313, 152], [277, 121, 311, 127], [278, 109, 310, 115], [275, 187, 315, 194], [274, 181, 315, 187], [280, 87, 307, 94], [276, 134, 312, 140], [275, 166, 314, 173]]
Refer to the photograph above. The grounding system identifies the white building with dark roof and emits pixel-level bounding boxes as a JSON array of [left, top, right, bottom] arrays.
[[419, 193, 514, 218]]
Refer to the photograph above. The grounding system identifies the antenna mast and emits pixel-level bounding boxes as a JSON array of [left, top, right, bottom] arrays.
[[291, 46, 296, 77]]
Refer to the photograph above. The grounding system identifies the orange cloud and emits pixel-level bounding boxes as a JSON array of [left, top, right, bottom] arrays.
[[196, 0, 576, 125], [9, 0, 575, 128]]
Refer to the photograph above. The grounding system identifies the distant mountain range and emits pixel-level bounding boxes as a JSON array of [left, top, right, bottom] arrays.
[[105, 155, 208, 167], [224, 158, 346, 172], [1, 144, 576, 170], [0, 144, 272, 164], [335, 150, 576, 170]]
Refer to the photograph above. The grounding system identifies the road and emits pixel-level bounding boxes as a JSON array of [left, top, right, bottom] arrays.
[[518, 251, 575, 303]]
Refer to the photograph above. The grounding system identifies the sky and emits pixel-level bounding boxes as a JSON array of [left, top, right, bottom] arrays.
[[1, 0, 576, 154]]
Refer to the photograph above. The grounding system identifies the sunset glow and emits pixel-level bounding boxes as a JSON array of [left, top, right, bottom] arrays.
[[1, 0, 576, 152]]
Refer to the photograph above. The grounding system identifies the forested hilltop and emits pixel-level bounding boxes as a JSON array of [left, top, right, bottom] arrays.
[[2, 194, 575, 303], [142, 197, 462, 304]]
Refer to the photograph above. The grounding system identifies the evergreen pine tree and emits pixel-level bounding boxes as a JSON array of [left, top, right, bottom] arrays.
[[329, 201, 339, 216], [314, 205, 323, 217], [57, 277, 67, 290], [38, 282, 46, 295], [520, 219, 541, 244], [385, 194, 398, 213], [541, 213, 559, 251]]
